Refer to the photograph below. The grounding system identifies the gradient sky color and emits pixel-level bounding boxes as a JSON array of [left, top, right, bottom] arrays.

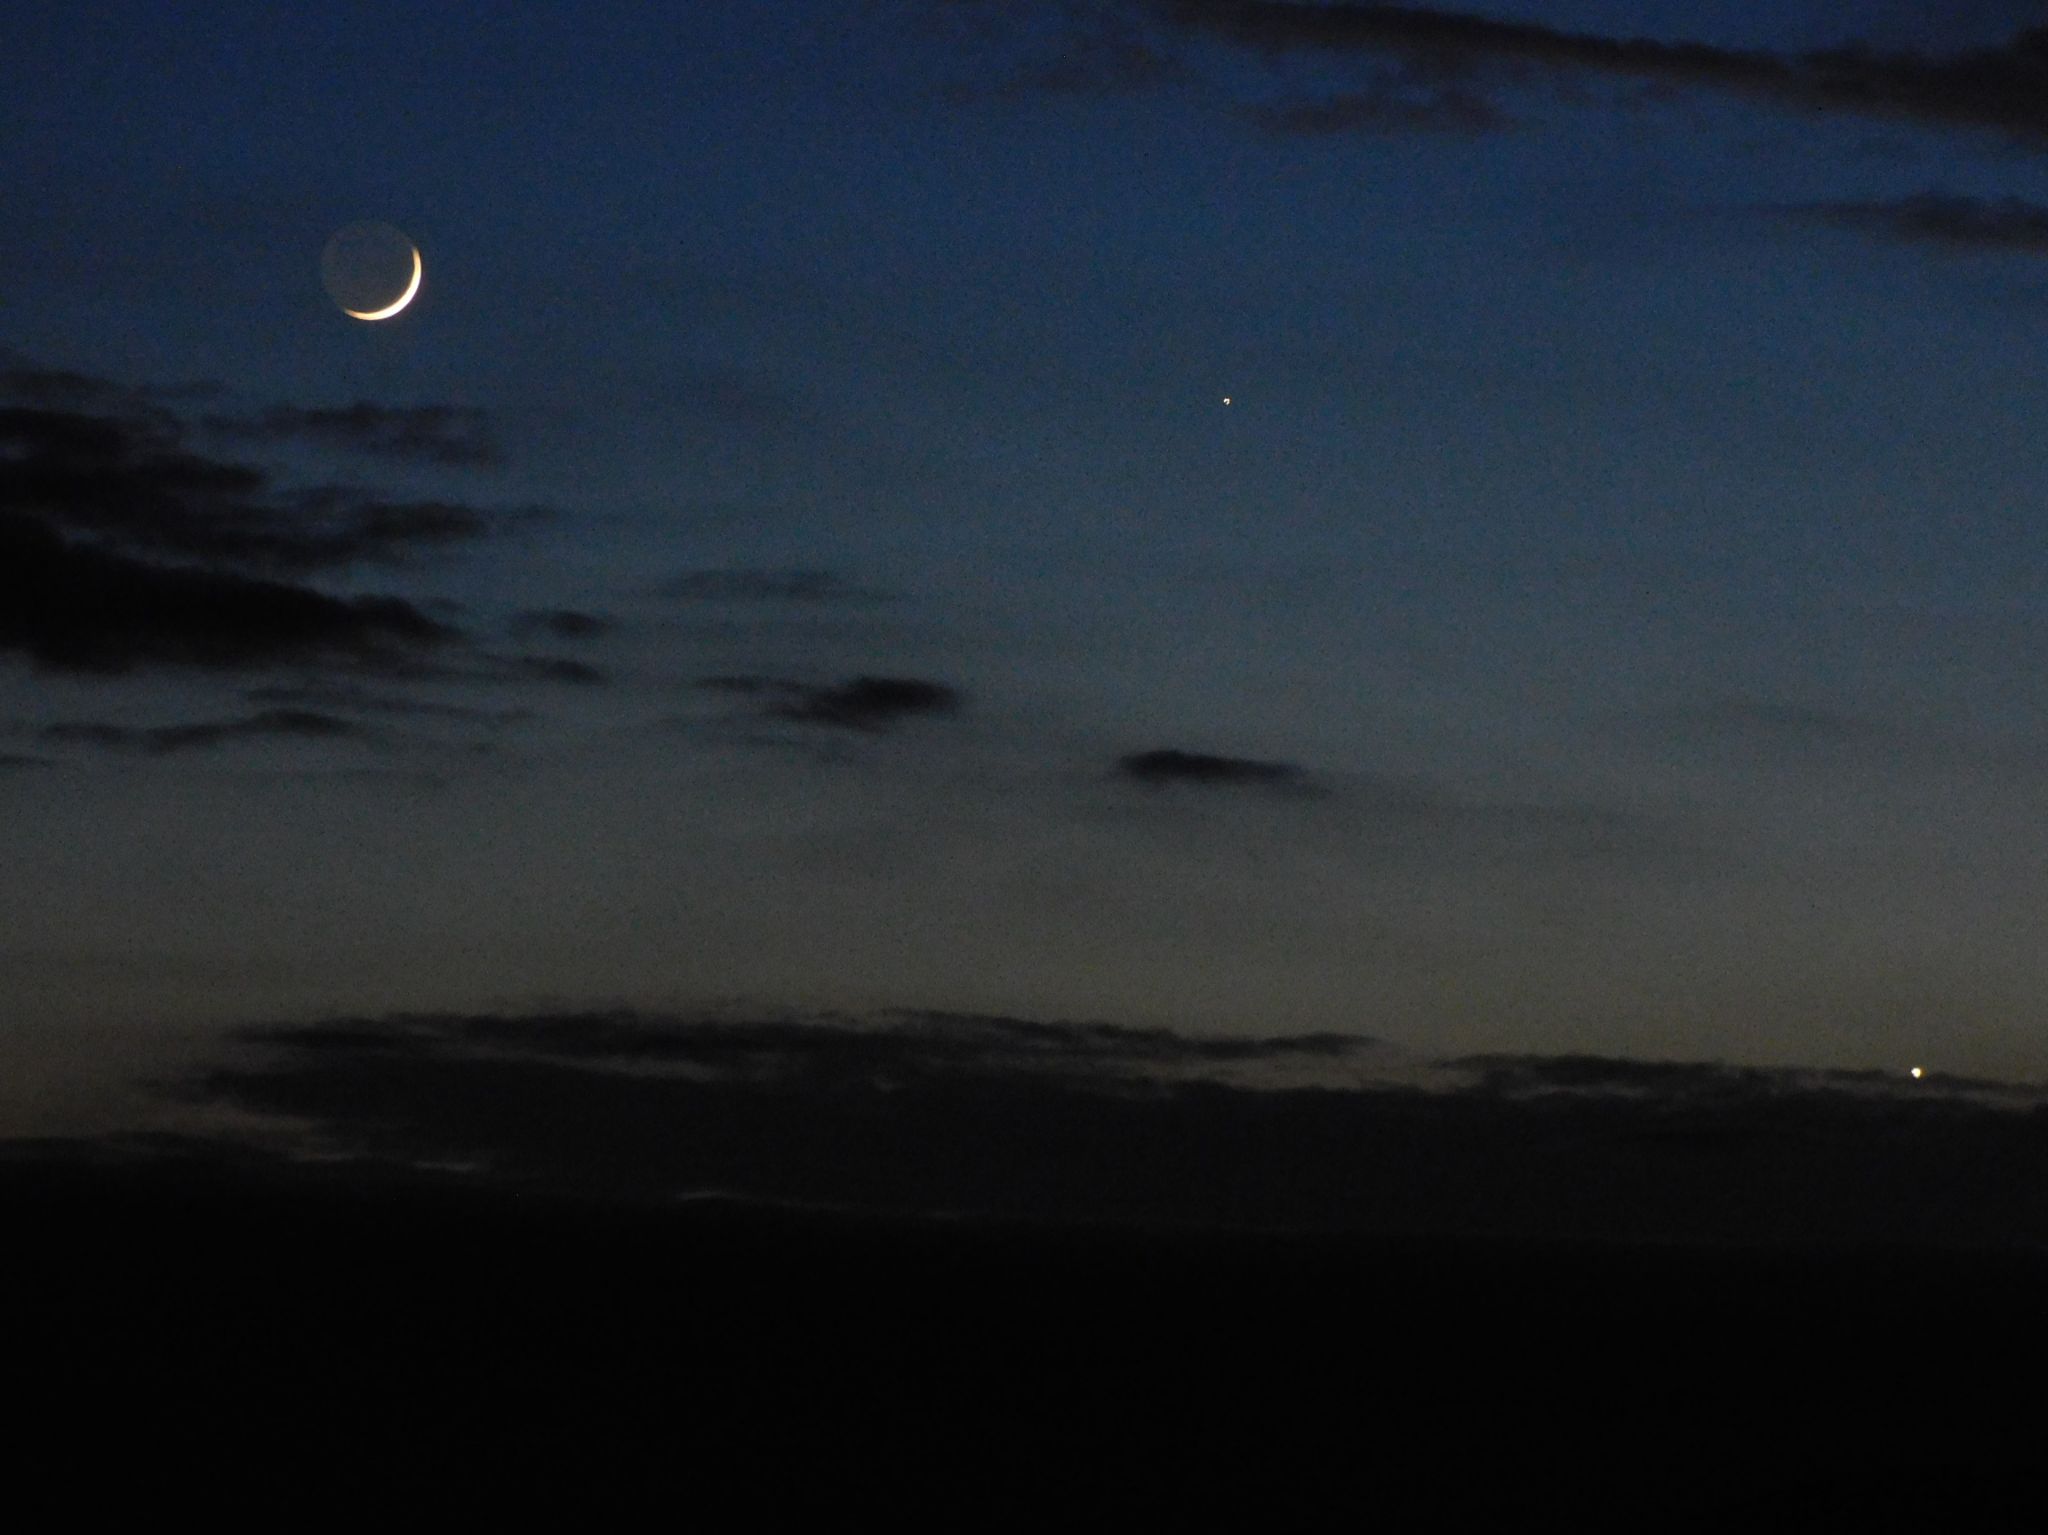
[[4, 1, 2047, 1134]]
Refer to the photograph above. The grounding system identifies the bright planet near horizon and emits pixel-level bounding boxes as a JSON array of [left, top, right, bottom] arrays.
[[320, 221, 421, 321]]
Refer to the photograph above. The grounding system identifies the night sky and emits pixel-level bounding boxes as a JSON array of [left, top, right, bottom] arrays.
[[6, 0, 2048, 1158]]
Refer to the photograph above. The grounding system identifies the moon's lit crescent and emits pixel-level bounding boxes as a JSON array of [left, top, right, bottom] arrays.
[[344, 247, 422, 321]]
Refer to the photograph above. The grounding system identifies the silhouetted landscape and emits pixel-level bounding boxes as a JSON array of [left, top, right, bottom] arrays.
[[11, 1009, 2048, 1523], [9, 1140, 2043, 1524]]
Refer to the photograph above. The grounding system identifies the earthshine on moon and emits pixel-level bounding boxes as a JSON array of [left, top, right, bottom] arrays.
[[345, 247, 421, 320], [320, 221, 422, 321]]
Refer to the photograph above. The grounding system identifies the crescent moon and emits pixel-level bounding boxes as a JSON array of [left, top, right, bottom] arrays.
[[344, 247, 422, 321]]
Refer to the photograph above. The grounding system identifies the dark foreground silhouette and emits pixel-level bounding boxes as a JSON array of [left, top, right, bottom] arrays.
[[7, 1150, 2041, 1527]]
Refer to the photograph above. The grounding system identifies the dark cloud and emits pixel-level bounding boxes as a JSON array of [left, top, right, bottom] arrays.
[[0, 365, 552, 679], [1453, 1053, 1785, 1101], [203, 402, 503, 468], [366, 1007, 1378, 1080], [1, 358, 512, 585], [491, 654, 609, 686], [1451, 1053, 2041, 1105], [1117, 747, 1312, 790], [1121, 748, 1663, 857], [0, 363, 215, 417], [0, 752, 52, 770], [783, 676, 961, 730], [699, 674, 963, 732], [273, 488, 491, 567], [0, 510, 456, 674], [1790, 191, 2048, 251], [0, 405, 494, 573], [1013, 29, 1184, 95], [663, 568, 894, 605], [1, 405, 260, 557], [42, 709, 368, 756], [1155, 0, 2048, 136], [244, 683, 535, 727], [944, 2, 2048, 143], [1117, 748, 1680, 866], [1244, 81, 1508, 135], [942, 3, 1188, 98], [157, 1008, 2048, 1246], [508, 608, 614, 641]]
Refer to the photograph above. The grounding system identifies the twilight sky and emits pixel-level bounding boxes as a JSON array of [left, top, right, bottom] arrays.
[[5, 0, 2048, 1139]]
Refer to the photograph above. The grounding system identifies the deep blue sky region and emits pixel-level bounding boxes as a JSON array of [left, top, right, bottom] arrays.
[[5, 1, 2048, 1140]]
